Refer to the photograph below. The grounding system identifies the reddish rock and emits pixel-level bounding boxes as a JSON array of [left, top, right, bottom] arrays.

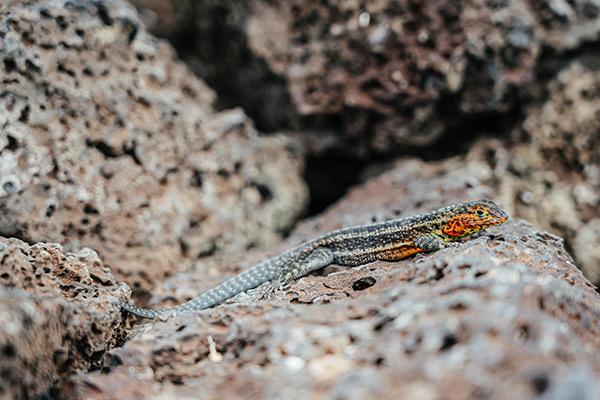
[[0, 0, 307, 292], [246, 0, 600, 151], [133, 0, 600, 153], [0, 236, 127, 399], [64, 162, 600, 400]]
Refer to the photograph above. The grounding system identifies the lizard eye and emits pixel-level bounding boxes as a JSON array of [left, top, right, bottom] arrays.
[[476, 209, 484, 217]]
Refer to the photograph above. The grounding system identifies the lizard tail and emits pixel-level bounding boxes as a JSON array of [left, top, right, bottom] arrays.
[[118, 300, 168, 319], [119, 258, 281, 319]]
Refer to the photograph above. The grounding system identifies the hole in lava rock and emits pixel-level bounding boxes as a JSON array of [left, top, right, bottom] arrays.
[[440, 333, 458, 351], [3, 58, 16, 73], [1, 344, 15, 358], [515, 323, 531, 341], [18, 105, 30, 123], [250, 182, 273, 203], [530, 373, 550, 394], [5, 135, 18, 151], [352, 276, 376, 291], [2, 180, 18, 194]]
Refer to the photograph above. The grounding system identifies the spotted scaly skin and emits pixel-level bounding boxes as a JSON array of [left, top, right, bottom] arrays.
[[121, 199, 508, 319]]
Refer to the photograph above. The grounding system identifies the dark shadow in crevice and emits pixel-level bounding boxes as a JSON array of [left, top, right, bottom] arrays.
[[301, 98, 525, 216], [165, 1, 299, 133], [303, 154, 369, 216]]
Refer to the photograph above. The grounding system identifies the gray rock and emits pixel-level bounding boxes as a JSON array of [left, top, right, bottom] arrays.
[[0, 237, 127, 399], [0, 0, 307, 291]]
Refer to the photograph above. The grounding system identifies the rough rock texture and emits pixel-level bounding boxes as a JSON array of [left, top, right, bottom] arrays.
[[0, 236, 127, 399], [0, 0, 307, 291], [64, 164, 600, 400], [3, 1, 600, 399], [133, 0, 600, 153], [130, 0, 301, 134]]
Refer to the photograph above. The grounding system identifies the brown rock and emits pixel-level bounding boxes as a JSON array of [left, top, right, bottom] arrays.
[[524, 63, 600, 177], [0, 236, 127, 399], [132, 0, 600, 153], [64, 162, 600, 400], [0, 0, 307, 291]]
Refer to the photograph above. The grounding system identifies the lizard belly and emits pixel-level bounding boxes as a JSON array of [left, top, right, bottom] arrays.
[[333, 243, 421, 266], [375, 245, 423, 261], [334, 251, 379, 266]]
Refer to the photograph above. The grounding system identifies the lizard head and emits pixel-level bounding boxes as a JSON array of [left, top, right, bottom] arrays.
[[442, 199, 508, 238]]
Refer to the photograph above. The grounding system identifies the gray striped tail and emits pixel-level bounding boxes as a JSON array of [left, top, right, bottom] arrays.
[[120, 258, 280, 319]]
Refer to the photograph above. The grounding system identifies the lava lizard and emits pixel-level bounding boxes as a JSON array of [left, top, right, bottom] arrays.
[[120, 199, 508, 319]]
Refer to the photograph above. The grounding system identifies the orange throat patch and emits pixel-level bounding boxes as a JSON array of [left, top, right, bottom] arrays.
[[442, 213, 475, 237]]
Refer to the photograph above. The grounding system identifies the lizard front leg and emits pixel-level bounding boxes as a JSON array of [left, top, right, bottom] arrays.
[[375, 235, 455, 262], [262, 247, 335, 298], [414, 234, 458, 252]]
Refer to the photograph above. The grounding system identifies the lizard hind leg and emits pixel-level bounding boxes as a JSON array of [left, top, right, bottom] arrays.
[[261, 247, 335, 299], [119, 300, 170, 319]]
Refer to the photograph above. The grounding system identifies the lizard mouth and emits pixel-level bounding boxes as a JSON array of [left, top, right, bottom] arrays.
[[475, 209, 508, 230], [492, 209, 509, 224]]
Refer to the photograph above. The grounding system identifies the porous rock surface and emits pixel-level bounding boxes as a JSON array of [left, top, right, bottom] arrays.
[[2, 1, 600, 399], [518, 62, 600, 283], [0, 0, 307, 292], [0, 236, 127, 399], [64, 163, 600, 400], [134, 0, 600, 153]]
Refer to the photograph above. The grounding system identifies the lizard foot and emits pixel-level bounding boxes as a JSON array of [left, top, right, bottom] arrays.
[[255, 278, 287, 301], [155, 311, 175, 322]]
